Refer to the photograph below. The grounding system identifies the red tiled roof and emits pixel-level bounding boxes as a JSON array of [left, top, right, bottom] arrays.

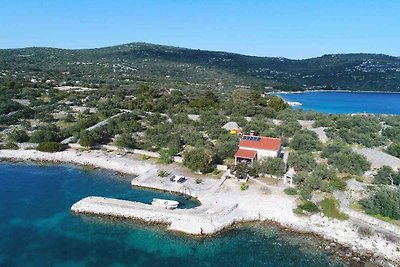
[[239, 135, 281, 151], [235, 148, 257, 159]]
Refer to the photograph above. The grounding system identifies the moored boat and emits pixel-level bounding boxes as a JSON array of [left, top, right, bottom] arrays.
[[151, 198, 179, 209]]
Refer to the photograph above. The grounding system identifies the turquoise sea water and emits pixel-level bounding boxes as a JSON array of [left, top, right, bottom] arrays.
[[277, 91, 400, 114], [0, 163, 348, 267]]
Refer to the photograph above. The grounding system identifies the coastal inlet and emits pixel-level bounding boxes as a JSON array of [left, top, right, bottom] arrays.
[[0, 162, 349, 267]]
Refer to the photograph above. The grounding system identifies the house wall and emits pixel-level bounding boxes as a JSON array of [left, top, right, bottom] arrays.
[[257, 149, 280, 159], [239, 146, 280, 159]]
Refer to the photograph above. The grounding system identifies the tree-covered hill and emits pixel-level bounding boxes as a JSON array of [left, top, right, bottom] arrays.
[[1, 42, 400, 93]]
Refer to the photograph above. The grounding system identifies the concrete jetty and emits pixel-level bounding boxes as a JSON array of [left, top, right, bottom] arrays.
[[71, 196, 242, 235]]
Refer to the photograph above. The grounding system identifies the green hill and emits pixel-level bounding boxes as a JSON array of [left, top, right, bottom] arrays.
[[1, 42, 399, 93]]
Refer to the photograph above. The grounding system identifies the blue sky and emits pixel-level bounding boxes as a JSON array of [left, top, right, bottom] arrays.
[[1, 0, 399, 59]]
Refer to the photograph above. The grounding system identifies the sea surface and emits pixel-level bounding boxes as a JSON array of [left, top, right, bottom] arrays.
[[277, 91, 400, 114], [0, 163, 348, 267]]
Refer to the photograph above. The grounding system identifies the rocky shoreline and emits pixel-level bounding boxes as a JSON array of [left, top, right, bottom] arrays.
[[1, 149, 399, 266]]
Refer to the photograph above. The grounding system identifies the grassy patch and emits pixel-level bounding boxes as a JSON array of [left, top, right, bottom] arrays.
[[349, 201, 363, 212], [320, 198, 348, 220], [240, 182, 247, 191], [284, 187, 298, 195], [298, 201, 319, 213], [372, 214, 394, 223], [355, 176, 364, 183]]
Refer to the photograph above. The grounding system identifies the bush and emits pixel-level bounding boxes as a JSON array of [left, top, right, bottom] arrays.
[[320, 198, 348, 220], [321, 140, 347, 158], [284, 187, 298, 195], [312, 163, 337, 180], [195, 178, 203, 184], [386, 143, 400, 158], [374, 166, 400, 186], [157, 169, 169, 178], [8, 129, 29, 142], [267, 96, 290, 112], [0, 142, 18, 150], [37, 142, 64, 153], [159, 148, 175, 164], [328, 178, 347, 191], [79, 130, 96, 147], [290, 130, 321, 151], [240, 182, 248, 191], [298, 201, 319, 213], [256, 157, 286, 176], [30, 126, 61, 143], [288, 151, 316, 172], [115, 133, 137, 149], [298, 186, 313, 201], [303, 175, 322, 190], [234, 163, 252, 179], [360, 187, 400, 220], [327, 150, 370, 175], [183, 148, 214, 173]]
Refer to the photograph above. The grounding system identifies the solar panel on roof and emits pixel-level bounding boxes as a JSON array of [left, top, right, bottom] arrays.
[[242, 136, 261, 141]]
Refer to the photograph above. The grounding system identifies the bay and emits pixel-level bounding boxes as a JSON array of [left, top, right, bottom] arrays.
[[277, 91, 400, 114], [0, 163, 347, 267]]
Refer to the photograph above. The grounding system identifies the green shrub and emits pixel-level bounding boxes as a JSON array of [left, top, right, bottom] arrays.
[[183, 148, 214, 173], [359, 187, 400, 220], [288, 151, 317, 172], [141, 154, 150, 160], [320, 179, 346, 193], [298, 201, 319, 213], [290, 130, 322, 151], [240, 182, 247, 191], [0, 142, 18, 150], [294, 207, 304, 215], [79, 130, 96, 147], [195, 178, 203, 184], [8, 129, 29, 142], [212, 169, 220, 175], [298, 187, 312, 201], [256, 157, 286, 176], [37, 142, 64, 153], [29, 125, 61, 143], [115, 133, 137, 149], [355, 176, 364, 183], [157, 169, 169, 178], [373, 166, 400, 186], [159, 148, 175, 164], [328, 178, 347, 191], [284, 187, 298, 195], [386, 143, 400, 158], [320, 198, 348, 220]]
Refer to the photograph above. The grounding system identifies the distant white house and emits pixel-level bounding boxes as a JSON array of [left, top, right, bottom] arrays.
[[234, 132, 282, 165]]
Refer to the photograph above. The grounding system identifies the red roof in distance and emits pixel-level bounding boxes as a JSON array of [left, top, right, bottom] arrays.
[[239, 135, 281, 151], [234, 148, 257, 159]]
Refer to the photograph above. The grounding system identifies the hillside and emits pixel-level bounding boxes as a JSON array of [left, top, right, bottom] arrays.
[[1, 42, 400, 93]]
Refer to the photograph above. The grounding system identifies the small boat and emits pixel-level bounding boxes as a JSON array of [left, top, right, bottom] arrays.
[[151, 198, 179, 210]]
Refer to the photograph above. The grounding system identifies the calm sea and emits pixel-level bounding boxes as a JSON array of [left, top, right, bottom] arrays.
[[0, 163, 347, 267], [277, 91, 400, 114]]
